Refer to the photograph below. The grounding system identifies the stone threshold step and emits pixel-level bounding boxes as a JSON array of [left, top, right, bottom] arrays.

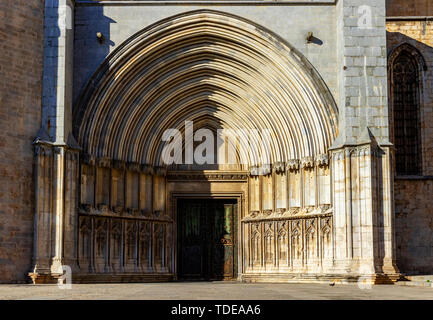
[[396, 275, 433, 288]]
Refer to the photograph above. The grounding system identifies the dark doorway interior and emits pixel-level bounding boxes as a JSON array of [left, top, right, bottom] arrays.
[[177, 199, 238, 281]]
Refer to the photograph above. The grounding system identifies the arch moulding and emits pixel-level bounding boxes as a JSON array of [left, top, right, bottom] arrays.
[[30, 10, 399, 284]]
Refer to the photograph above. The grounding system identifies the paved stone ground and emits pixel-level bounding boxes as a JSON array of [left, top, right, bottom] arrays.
[[0, 282, 433, 300]]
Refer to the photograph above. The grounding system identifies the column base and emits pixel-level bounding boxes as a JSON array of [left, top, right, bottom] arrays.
[[28, 272, 61, 284]]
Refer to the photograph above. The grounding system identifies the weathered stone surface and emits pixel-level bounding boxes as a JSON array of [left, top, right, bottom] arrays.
[[0, 0, 44, 282], [1, 282, 433, 300], [395, 179, 433, 274], [387, 20, 433, 176], [1, 0, 433, 284], [386, 0, 433, 16], [72, 3, 338, 106], [387, 18, 433, 274]]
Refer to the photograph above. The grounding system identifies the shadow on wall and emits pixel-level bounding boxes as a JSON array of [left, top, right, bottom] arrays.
[[387, 30, 433, 275], [42, 2, 59, 142], [386, 0, 433, 16], [0, 0, 44, 283], [387, 31, 433, 59], [73, 3, 116, 109]]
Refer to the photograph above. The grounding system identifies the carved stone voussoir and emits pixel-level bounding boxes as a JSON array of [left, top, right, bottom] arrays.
[[262, 209, 273, 216], [288, 207, 300, 216], [96, 157, 112, 168], [97, 203, 109, 214], [127, 208, 140, 216], [275, 208, 286, 215], [78, 203, 93, 214], [127, 162, 141, 172], [315, 153, 329, 167], [140, 164, 153, 174], [154, 166, 167, 176], [301, 157, 314, 169], [243, 206, 333, 222], [113, 206, 124, 215], [167, 171, 248, 181], [153, 210, 163, 218], [81, 153, 96, 165], [113, 160, 126, 170], [299, 206, 315, 215], [273, 162, 286, 174], [286, 159, 300, 171], [78, 203, 174, 223], [249, 165, 271, 176], [250, 211, 260, 218], [140, 210, 152, 217]]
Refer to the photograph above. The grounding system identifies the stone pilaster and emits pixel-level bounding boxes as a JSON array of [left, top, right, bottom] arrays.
[[379, 146, 400, 277], [30, 0, 76, 284], [41, 0, 74, 143], [30, 136, 80, 283], [330, 138, 400, 283], [63, 148, 80, 273], [330, 0, 399, 283], [50, 146, 66, 276], [29, 142, 54, 283]]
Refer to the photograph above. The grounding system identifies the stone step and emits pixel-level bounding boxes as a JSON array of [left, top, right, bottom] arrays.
[[396, 275, 433, 288]]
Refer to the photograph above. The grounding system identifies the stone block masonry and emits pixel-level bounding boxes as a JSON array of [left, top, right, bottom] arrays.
[[387, 19, 433, 274], [0, 0, 430, 284], [0, 0, 44, 282], [386, 0, 433, 16]]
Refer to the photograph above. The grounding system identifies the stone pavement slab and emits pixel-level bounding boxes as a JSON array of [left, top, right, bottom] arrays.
[[0, 282, 433, 300]]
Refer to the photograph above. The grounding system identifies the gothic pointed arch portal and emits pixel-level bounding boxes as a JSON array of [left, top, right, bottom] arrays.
[[74, 10, 338, 166], [71, 10, 341, 282]]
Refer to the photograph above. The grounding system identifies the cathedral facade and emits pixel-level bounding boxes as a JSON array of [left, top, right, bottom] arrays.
[[0, 0, 432, 284]]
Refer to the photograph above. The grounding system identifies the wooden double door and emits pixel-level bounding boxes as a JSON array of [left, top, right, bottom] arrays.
[[177, 199, 237, 280]]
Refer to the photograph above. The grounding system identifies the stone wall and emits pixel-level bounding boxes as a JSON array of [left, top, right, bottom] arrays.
[[387, 19, 433, 274], [0, 0, 425, 284], [31, 0, 398, 284], [395, 178, 433, 274], [73, 3, 338, 108], [0, 0, 44, 282], [76, 160, 172, 280], [386, 0, 433, 16], [387, 21, 433, 175]]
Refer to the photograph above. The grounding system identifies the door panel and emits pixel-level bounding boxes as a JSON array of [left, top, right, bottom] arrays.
[[178, 201, 205, 278], [211, 204, 235, 279], [178, 199, 237, 280]]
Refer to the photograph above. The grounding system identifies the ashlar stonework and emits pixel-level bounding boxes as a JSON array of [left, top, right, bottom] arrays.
[[0, 0, 432, 284]]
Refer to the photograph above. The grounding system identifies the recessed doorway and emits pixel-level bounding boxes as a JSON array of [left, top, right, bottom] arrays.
[[177, 198, 238, 281]]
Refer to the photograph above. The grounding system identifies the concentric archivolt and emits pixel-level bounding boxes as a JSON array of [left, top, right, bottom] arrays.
[[74, 10, 338, 167]]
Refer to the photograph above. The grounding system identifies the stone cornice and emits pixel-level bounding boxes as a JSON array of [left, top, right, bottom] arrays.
[[243, 205, 332, 222], [167, 170, 248, 181], [78, 204, 173, 222]]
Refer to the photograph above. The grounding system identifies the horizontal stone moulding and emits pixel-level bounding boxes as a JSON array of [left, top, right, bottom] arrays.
[[248, 156, 330, 176], [167, 171, 249, 181], [80, 154, 169, 175], [64, 274, 176, 284], [78, 204, 173, 222], [243, 205, 332, 221]]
